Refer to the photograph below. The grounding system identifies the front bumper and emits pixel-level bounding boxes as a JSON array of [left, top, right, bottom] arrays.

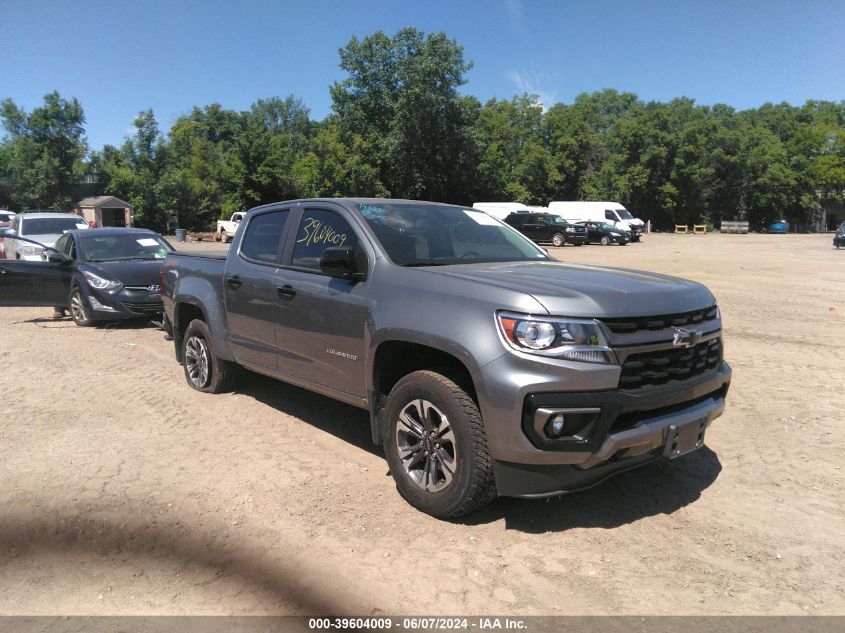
[[80, 286, 164, 320], [566, 234, 588, 245], [482, 363, 731, 497]]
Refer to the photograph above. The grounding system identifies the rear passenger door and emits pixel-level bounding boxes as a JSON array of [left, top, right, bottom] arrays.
[[521, 214, 545, 241], [273, 205, 371, 398], [224, 208, 290, 370]]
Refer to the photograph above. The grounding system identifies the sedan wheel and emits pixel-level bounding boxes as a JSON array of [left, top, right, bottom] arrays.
[[69, 288, 94, 327], [601, 236, 610, 246]]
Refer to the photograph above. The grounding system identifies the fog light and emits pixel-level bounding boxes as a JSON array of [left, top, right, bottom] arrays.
[[545, 414, 567, 438], [88, 296, 118, 312]]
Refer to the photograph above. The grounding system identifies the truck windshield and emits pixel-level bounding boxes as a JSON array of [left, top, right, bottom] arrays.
[[356, 202, 549, 266], [617, 209, 633, 220], [79, 233, 173, 262]]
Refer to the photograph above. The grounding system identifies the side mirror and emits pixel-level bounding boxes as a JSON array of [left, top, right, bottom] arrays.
[[45, 250, 70, 264], [320, 246, 366, 282]]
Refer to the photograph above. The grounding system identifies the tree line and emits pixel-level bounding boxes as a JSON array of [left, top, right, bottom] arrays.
[[1, 27, 843, 231]]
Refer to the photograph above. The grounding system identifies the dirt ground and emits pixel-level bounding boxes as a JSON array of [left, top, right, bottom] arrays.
[[0, 233, 843, 615]]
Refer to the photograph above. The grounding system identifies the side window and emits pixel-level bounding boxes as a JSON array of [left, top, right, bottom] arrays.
[[292, 209, 358, 271], [67, 237, 77, 260], [240, 210, 289, 264], [55, 234, 69, 254], [605, 210, 615, 220]]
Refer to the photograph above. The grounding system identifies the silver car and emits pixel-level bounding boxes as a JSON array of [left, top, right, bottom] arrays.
[[4, 212, 89, 261]]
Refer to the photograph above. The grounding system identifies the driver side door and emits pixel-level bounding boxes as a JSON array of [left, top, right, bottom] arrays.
[[0, 234, 74, 306]]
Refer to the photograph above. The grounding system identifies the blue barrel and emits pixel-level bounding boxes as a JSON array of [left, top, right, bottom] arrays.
[[175, 228, 188, 242]]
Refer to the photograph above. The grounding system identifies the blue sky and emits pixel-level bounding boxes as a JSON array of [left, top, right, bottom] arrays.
[[1, 0, 843, 150]]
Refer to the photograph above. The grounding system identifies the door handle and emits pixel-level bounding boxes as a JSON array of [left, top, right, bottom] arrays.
[[276, 285, 296, 299], [226, 275, 242, 289]]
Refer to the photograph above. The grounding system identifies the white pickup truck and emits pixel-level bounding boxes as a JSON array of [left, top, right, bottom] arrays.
[[216, 212, 244, 243]]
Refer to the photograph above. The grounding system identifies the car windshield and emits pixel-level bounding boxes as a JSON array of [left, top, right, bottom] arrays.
[[616, 209, 633, 220], [78, 233, 173, 262], [22, 217, 85, 235], [600, 222, 618, 231], [550, 215, 568, 224], [356, 202, 548, 266]]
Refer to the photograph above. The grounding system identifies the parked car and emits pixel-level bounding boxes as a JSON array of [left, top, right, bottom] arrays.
[[504, 212, 587, 246], [161, 198, 730, 518], [549, 201, 645, 241], [0, 228, 173, 326], [577, 220, 631, 245], [0, 210, 15, 229], [768, 221, 789, 234], [834, 220, 845, 249], [217, 212, 244, 243], [4, 212, 89, 261]]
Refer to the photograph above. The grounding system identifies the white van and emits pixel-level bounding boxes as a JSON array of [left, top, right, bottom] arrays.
[[471, 202, 532, 221], [548, 201, 645, 241]]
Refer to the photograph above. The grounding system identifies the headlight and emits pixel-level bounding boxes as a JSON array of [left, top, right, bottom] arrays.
[[497, 312, 616, 364], [82, 270, 123, 293], [565, 227, 574, 233], [21, 245, 43, 256], [610, 232, 621, 237]]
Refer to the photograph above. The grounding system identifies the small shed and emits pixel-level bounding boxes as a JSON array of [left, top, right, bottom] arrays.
[[74, 196, 134, 228]]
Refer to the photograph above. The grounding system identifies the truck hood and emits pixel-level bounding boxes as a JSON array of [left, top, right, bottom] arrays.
[[427, 260, 714, 318]]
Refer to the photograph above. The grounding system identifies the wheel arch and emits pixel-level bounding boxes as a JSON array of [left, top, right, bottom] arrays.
[[369, 338, 481, 445]]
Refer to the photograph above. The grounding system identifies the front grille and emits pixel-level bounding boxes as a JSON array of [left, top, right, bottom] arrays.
[[121, 301, 164, 314], [619, 337, 722, 389], [602, 306, 718, 334]]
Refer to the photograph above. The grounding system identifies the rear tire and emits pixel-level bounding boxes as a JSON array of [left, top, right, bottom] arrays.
[[182, 319, 239, 393], [552, 232, 564, 247], [69, 288, 94, 327], [382, 370, 496, 518]]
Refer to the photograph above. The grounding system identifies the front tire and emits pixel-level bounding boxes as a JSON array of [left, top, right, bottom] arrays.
[[182, 319, 239, 393], [69, 288, 94, 327], [220, 230, 230, 243], [552, 232, 565, 247], [600, 236, 610, 246], [382, 370, 496, 518]]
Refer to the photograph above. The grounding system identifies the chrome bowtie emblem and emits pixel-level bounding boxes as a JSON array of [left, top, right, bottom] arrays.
[[672, 327, 702, 348]]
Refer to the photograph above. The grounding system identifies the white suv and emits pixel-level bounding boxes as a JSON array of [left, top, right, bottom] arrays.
[[5, 212, 89, 261]]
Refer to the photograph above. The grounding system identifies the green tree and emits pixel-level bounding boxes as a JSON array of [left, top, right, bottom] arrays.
[[330, 27, 478, 201], [0, 91, 88, 209], [95, 109, 168, 230]]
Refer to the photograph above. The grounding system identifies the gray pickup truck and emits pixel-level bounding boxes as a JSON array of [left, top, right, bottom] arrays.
[[163, 198, 731, 517]]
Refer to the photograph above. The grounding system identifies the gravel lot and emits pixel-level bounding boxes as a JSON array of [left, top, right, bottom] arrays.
[[1, 233, 843, 615]]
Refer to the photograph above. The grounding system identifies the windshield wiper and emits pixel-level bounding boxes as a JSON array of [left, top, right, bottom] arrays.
[[401, 261, 445, 267]]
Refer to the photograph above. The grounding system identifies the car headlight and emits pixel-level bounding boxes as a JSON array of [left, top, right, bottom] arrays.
[[565, 227, 574, 233], [20, 245, 43, 256], [82, 270, 123, 293], [497, 312, 616, 364], [610, 232, 621, 237]]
